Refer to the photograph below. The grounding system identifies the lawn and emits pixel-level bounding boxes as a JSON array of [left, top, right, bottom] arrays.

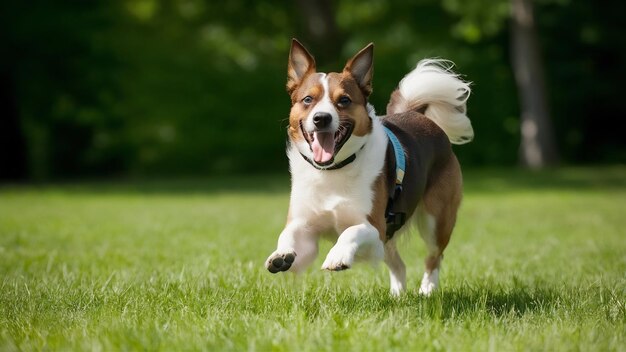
[[1, 167, 625, 351]]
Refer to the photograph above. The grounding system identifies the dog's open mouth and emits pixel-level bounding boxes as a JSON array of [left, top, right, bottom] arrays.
[[301, 119, 354, 166]]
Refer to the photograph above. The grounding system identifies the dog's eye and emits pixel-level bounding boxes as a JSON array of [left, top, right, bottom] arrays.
[[302, 96, 313, 105], [338, 96, 352, 107]]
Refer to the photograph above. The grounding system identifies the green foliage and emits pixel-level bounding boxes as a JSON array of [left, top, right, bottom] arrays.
[[442, 0, 510, 42], [1, 168, 625, 350], [2, 1, 625, 178]]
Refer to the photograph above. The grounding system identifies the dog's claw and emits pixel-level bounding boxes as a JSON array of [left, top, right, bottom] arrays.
[[320, 244, 355, 271], [323, 263, 350, 271], [266, 251, 296, 273], [336, 263, 350, 270]]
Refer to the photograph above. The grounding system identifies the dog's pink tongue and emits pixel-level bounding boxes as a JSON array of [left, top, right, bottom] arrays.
[[312, 131, 335, 164]]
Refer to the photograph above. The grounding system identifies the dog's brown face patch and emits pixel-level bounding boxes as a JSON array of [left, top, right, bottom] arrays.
[[326, 72, 372, 137], [288, 73, 324, 142]]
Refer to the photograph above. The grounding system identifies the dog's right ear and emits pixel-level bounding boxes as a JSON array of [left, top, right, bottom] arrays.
[[343, 43, 374, 97], [287, 39, 316, 94]]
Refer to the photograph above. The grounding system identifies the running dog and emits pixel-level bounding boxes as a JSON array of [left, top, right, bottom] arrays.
[[265, 39, 473, 296]]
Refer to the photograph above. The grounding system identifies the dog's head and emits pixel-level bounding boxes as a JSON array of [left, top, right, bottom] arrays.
[[286, 39, 374, 167]]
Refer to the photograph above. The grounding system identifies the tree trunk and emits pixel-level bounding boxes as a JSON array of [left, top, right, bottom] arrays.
[[295, 0, 343, 64], [511, 0, 559, 168]]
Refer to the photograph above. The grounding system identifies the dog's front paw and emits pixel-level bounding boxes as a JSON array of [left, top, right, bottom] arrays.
[[321, 245, 355, 271], [266, 251, 296, 273]]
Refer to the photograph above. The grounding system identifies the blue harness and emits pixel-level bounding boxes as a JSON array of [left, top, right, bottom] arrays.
[[383, 126, 407, 240]]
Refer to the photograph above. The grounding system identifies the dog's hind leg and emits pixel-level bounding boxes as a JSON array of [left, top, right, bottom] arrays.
[[416, 207, 442, 296], [417, 155, 462, 296], [384, 239, 406, 296]]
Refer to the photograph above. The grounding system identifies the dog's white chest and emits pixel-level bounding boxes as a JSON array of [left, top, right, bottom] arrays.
[[287, 119, 388, 224], [292, 172, 372, 216]]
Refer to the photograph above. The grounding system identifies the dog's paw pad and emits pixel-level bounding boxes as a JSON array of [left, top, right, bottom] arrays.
[[266, 251, 296, 273]]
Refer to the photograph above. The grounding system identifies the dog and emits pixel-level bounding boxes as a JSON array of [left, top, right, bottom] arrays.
[[265, 39, 473, 296]]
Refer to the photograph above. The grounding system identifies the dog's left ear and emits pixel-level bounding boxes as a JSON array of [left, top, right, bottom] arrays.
[[344, 43, 374, 97], [287, 39, 316, 95]]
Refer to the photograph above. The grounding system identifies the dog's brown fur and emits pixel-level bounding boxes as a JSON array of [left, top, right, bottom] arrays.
[[379, 109, 462, 277]]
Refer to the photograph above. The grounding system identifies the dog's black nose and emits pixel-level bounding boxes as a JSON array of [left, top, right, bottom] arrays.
[[313, 112, 332, 128]]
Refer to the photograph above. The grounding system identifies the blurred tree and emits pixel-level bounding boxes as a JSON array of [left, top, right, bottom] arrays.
[[1, 1, 130, 180], [1, 0, 623, 180], [511, 0, 558, 168], [443, 0, 559, 168], [0, 70, 27, 180], [295, 0, 344, 63]]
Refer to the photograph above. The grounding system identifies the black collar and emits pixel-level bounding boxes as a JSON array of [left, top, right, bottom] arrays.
[[300, 152, 358, 171]]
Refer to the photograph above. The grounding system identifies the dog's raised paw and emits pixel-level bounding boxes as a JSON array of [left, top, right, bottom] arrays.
[[321, 246, 354, 271], [266, 251, 296, 273], [322, 244, 356, 271]]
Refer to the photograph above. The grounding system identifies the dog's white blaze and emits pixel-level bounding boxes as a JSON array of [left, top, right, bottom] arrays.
[[303, 73, 339, 133]]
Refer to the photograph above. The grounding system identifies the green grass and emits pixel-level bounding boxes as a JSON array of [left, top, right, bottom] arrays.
[[1, 167, 625, 351]]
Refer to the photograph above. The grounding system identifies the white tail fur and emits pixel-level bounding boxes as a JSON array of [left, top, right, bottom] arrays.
[[395, 59, 473, 144]]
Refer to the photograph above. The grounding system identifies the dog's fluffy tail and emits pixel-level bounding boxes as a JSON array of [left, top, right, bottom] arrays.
[[387, 59, 473, 144]]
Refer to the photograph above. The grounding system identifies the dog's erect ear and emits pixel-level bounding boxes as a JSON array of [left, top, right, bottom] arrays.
[[344, 43, 374, 97], [287, 39, 316, 94]]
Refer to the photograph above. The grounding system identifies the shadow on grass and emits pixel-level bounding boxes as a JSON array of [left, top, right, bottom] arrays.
[[420, 284, 563, 319], [323, 279, 614, 321]]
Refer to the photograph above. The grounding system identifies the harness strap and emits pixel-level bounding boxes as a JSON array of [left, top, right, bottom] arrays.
[[384, 127, 405, 185], [383, 126, 407, 240]]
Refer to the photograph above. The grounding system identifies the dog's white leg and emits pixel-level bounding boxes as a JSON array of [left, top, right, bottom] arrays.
[[419, 267, 440, 296], [321, 222, 384, 271], [384, 239, 406, 296], [416, 207, 441, 296], [266, 219, 319, 273], [289, 231, 319, 273]]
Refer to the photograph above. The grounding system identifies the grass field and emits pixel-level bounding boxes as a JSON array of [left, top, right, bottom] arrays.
[[1, 167, 625, 351]]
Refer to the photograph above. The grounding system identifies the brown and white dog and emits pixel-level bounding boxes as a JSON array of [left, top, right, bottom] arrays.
[[265, 39, 473, 296]]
